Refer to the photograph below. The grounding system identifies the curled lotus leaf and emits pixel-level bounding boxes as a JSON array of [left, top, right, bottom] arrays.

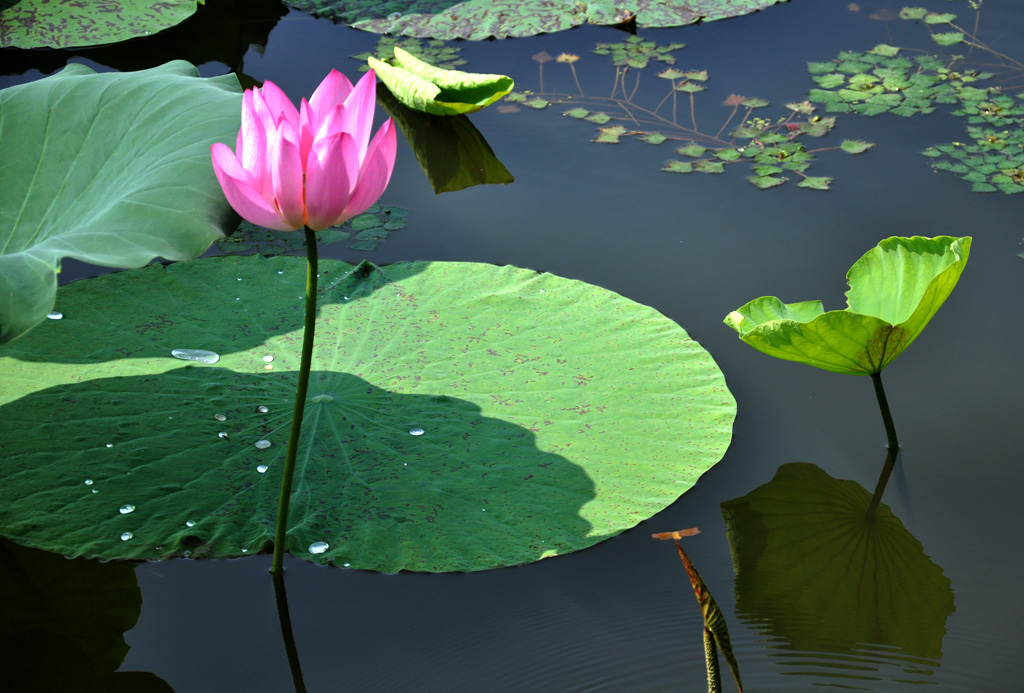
[[724, 236, 971, 375], [368, 46, 513, 116]]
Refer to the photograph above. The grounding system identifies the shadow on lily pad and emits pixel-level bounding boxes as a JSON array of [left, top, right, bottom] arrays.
[[0, 368, 595, 573]]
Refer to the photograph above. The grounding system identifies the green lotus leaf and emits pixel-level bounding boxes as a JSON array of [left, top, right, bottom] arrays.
[[368, 46, 513, 116], [0, 0, 200, 48], [0, 61, 242, 346], [724, 236, 971, 375], [721, 463, 954, 681], [0, 256, 736, 573], [285, 0, 788, 40]]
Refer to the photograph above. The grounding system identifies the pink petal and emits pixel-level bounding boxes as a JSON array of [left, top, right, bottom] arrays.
[[269, 120, 306, 229], [298, 99, 316, 165], [211, 143, 296, 231], [260, 80, 299, 127], [333, 118, 396, 224], [304, 132, 353, 230], [341, 70, 378, 162], [238, 89, 271, 200], [309, 69, 353, 123]]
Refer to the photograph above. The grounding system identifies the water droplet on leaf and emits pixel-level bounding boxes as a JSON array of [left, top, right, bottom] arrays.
[[46, 311, 63, 320], [119, 504, 135, 514], [309, 541, 329, 554], [214, 414, 227, 422], [121, 532, 133, 541], [84, 479, 93, 485], [410, 427, 425, 436], [263, 355, 274, 363], [171, 349, 219, 364], [218, 431, 228, 439], [186, 520, 196, 528], [255, 440, 271, 449], [257, 405, 269, 413], [257, 464, 268, 473]]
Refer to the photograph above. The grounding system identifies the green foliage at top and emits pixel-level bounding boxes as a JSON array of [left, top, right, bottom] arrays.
[[0, 62, 243, 346], [215, 204, 409, 257], [0, 256, 735, 572], [0, 0, 200, 48], [284, 0, 789, 40], [724, 236, 971, 376], [722, 463, 954, 675], [592, 35, 687, 69]]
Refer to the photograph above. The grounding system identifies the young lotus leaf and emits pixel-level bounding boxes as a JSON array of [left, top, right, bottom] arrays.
[[721, 463, 954, 668], [368, 46, 513, 116], [0, 61, 242, 345], [0, 256, 735, 573], [724, 236, 971, 375], [0, 0, 200, 48], [286, 0, 788, 40]]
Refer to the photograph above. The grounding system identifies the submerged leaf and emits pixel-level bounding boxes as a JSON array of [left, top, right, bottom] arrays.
[[724, 236, 971, 375]]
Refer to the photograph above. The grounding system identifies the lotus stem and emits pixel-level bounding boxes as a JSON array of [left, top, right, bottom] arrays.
[[704, 626, 722, 693], [867, 446, 898, 519], [272, 571, 308, 692], [272, 226, 318, 575], [870, 371, 899, 454]]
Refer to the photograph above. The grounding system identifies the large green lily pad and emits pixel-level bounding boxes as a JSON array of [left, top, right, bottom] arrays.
[[0, 0, 201, 48], [286, 0, 789, 40], [0, 62, 242, 346], [0, 256, 735, 573]]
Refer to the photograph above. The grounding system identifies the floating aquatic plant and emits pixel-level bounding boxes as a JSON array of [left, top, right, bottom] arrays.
[[351, 36, 467, 72], [368, 46, 514, 115], [0, 0, 201, 48], [725, 236, 971, 451], [652, 528, 743, 693], [283, 0, 789, 41], [508, 40, 873, 190]]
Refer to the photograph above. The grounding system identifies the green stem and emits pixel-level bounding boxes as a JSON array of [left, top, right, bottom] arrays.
[[866, 446, 898, 520], [704, 626, 722, 693], [271, 226, 318, 575], [870, 371, 899, 454], [272, 571, 308, 692]]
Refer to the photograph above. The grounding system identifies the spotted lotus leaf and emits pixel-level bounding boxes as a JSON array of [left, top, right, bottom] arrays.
[[0, 0, 200, 48], [284, 0, 789, 40]]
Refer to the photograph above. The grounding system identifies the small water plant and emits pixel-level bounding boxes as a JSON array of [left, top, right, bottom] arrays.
[[652, 528, 742, 693], [724, 236, 971, 454], [507, 36, 874, 190], [210, 68, 398, 573]]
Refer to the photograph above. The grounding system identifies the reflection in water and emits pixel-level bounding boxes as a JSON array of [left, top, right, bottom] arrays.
[[0, 539, 170, 690], [721, 463, 954, 687], [377, 88, 514, 194], [273, 571, 307, 693]]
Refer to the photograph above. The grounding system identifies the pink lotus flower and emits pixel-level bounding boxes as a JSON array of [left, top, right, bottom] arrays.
[[211, 70, 396, 231]]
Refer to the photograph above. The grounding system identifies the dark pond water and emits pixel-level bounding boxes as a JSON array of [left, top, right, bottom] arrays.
[[4, 0, 1024, 690]]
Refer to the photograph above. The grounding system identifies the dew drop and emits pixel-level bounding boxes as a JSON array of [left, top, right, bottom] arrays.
[[257, 405, 269, 413], [171, 348, 220, 364], [539, 289, 546, 293], [257, 464, 268, 473], [255, 439, 272, 449], [409, 427, 425, 436], [120, 532, 133, 541], [343, 562, 351, 568], [263, 355, 274, 363], [343, 296, 349, 300], [214, 414, 227, 422], [46, 311, 63, 320], [264, 365, 273, 370], [119, 504, 135, 514], [218, 431, 229, 439], [105, 443, 113, 448], [309, 541, 329, 554], [186, 520, 196, 528], [237, 277, 242, 281], [84, 479, 93, 485]]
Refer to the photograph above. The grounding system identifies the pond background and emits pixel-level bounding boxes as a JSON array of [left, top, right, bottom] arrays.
[[3, 0, 1023, 690]]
